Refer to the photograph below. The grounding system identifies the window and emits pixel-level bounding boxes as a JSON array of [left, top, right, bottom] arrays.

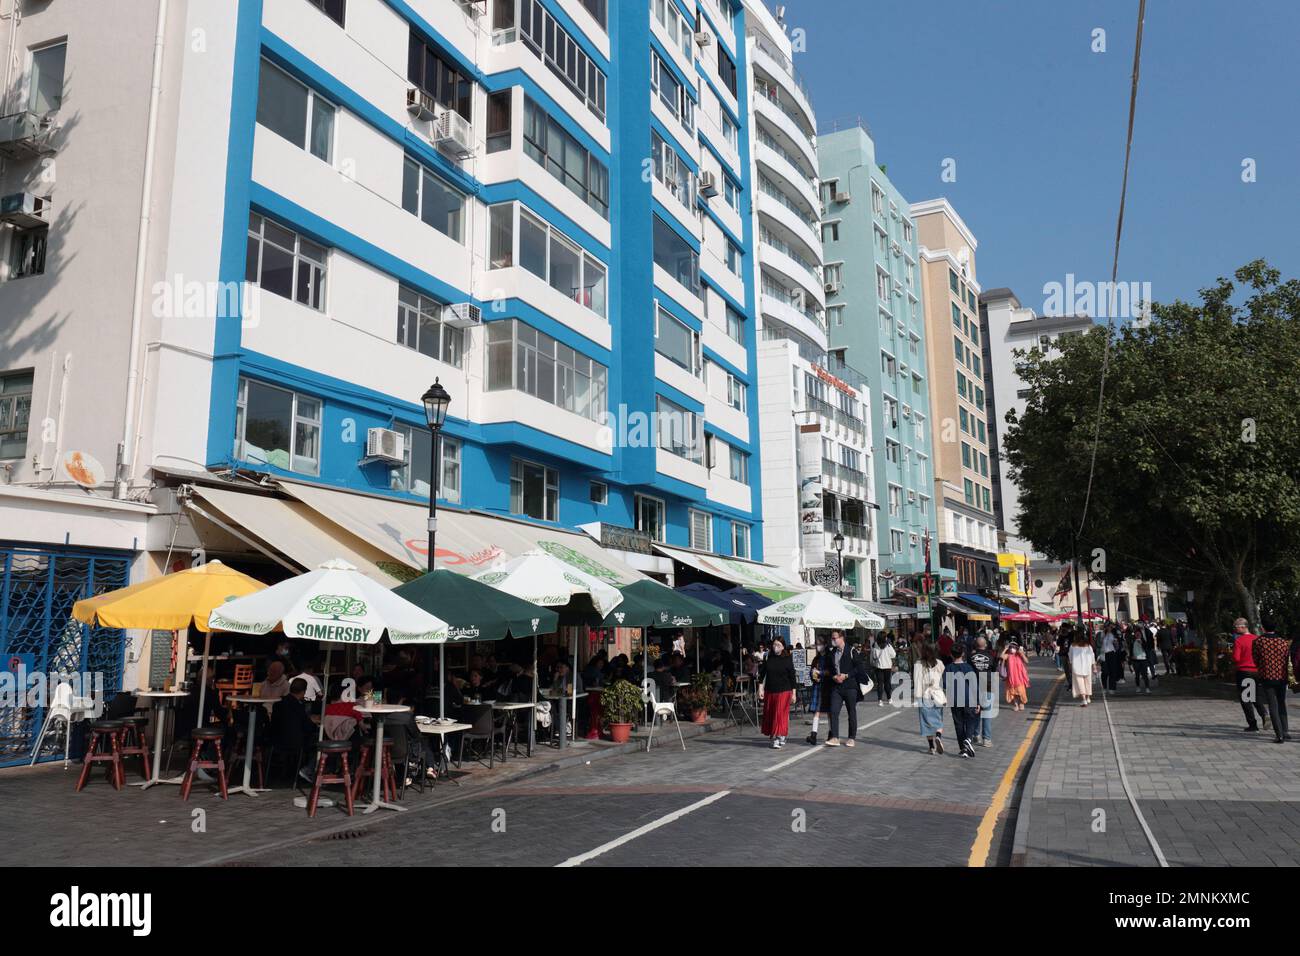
[[822, 222, 839, 244], [28, 42, 66, 114], [393, 427, 461, 504], [651, 0, 693, 58], [888, 485, 902, 517], [980, 452, 989, 477], [871, 185, 884, 217], [407, 31, 472, 120], [651, 129, 694, 207], [510, 458, 558, 521], [656, 394, 702, 463], [732, 522, 750, 559], [974, 385, 984, 408], [725, 238, 742, 276], [257, 59, 335, 162], [726, 373, 746, 412], [881, 352, 896, 378], [305, 0, 345, 26], [964, 478, 974, 505], [636, 493, 666, 542], [971, 354, 982, 377], [951, 302, 962, 329], [885, 440, 899, 464], [969, 324, 980, 347], [949, 269, 959, 293], [650, 51, 694, 132], [723, 176, 739, 210], [490, 204, 607, 317], [655, 306, 700, 375], [397, 287, 464, 367], [716, 45, 737, 96], [402, 158, 465, 242], [976, 419, 987, 443], [235, 378, 321, 475], [519, 0, 606, 120], [726, 305, 745, 344], [589, 480, 607, 504], [580, 0, 607, 29], [652, 214, 700, 295], [6, 223, 46, 279], [720, 111, 738, 149], [953, 336, 964, 364], [957, 372, 968, 400], [486, 320, 609, 422], [961, 442, 971, 468], [902, 220, 913, 243], [689, 510, 712, 551], [983, 486, 992, 512], [876, 270, 890, 300], [890, 529, 905, 554], [959, 407, 969, 433], [0, 370, 33, 458], [523, 97, 610, 217], [729, 446, 749, 484], [486, 90, 512, 153], [246, 213, 326, 311]]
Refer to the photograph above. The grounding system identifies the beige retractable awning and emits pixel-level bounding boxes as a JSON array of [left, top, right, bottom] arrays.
[[190, 486, 407, 584], [654, 544, 804, 600], [277, 480, 645, 586]]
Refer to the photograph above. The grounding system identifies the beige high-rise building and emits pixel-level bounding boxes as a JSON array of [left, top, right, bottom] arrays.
[[911, 199, 998, 592]]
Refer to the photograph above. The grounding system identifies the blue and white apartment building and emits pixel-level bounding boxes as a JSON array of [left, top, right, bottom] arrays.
[[0, 0, 799, 762]]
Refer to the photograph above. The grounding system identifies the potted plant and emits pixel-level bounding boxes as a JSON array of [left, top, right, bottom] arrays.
[[601, 679, 642, 743], [676, 673, 714, 723]]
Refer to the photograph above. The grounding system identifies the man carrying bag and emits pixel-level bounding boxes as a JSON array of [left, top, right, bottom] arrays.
[[823, 630, 869, 748]]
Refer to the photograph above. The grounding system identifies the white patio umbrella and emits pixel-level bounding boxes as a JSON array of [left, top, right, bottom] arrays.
[[473, 550, 623, 751], [756, 587, 886, 630]]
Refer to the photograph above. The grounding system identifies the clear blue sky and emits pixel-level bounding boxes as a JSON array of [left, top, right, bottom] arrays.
[[787, 0, 1298, 313]]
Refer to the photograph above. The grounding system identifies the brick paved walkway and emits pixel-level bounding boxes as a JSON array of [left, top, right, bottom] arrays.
[[1018, 670, 1300, 866]]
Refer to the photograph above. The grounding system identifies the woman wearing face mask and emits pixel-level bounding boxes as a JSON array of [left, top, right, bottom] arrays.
[[758, 637, 796, 749]]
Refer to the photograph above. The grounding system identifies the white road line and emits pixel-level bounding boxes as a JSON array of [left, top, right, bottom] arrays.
[[763, 708, 902, 773], [555, 790, 732, 867], [1100, 686, 1169, 867]]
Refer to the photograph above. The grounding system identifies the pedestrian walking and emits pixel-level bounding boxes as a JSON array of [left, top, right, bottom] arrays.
[[1252, 630, 1291, 744], [1157, 623, 1174, 675], [945, 644, 979, 758], [915, 642, 947, 755], [1002, 641, 1030, 711], [1100, 626, 1121, 692], [758, 637, 796, 749], [970, 634, 996, 747], [1129, 624, 1155, 694], [1231, 618, 1270, 733], [806, 639, 831, 746], [869, 632, 897, 705], [822, 630, 863, 747], [1069, 631, 1098, 705]]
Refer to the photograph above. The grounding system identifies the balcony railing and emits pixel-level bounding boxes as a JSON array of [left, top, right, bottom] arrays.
[[755, 126, 816, 187], [809, 398, 867, 442], [760, 226, 822, 283], [751, 29, 815, 106], [757, 173, 818, 229]]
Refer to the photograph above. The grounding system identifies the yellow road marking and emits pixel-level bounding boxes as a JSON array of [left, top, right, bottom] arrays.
[[967, 675, 1063, 867]]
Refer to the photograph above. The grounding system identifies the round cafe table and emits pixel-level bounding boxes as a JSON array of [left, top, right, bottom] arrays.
[[353, 703, 410, 814], [130, 690, 190, 790], [227, 695, 276, 797]]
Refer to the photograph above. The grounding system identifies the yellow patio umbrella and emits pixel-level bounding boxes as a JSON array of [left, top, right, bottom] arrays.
[[73, 560, 267, 723]]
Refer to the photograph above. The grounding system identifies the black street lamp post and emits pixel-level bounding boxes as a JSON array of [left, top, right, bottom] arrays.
[[421, 379, 451, 571], [833, 532, 845, 600]]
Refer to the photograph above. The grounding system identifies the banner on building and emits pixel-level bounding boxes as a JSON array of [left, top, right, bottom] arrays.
[[798, 424, 824, 572]]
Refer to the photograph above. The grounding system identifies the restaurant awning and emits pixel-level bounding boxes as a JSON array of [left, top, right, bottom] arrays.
[[852, 598, 921, 619], [278, 479, 645, 586], [654, 544, 803, 600], [934, 597, 975, 616], [191, 486, 404, 583], [958, 592, 1014, 615]]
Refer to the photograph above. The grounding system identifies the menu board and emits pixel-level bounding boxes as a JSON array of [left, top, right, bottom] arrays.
[[793, 648, 813, 686]]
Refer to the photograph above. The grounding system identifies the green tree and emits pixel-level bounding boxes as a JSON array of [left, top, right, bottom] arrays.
[[1002, 261, 1300, 634]]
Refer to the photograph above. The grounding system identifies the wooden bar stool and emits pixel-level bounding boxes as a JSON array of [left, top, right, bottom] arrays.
[[307, 740, 355, 817], [117, 715, 153, 782], [181, 727, 229, 800], [75, 720, 125, 792], [353, 738, 397, 802]]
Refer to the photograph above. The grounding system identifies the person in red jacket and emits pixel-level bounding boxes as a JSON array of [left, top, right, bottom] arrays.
[[1231, 618, 1269, 733]]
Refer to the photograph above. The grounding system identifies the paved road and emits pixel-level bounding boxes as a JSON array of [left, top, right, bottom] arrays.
[[242, 659, 1061, 867]]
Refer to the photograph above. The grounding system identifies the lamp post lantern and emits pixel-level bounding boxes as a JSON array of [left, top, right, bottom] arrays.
[[421, 379, 451, 570]]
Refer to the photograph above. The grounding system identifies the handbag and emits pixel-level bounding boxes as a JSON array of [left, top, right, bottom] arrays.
[[858, 676, 875, 697]]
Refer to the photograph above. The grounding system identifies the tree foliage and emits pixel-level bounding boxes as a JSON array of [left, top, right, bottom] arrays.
[[1002, 261, 1300, 631]]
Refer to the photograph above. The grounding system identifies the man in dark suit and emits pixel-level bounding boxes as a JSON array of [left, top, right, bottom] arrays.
[[824, 630, 862, 747]]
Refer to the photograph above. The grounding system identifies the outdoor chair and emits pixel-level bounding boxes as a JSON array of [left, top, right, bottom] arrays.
[[307, 740, 355, 817], [75, 720, 126, 792], [117, 715, 153, 782], [460, 703, 502, 769], [215, 664, 254, 706], [180, 727, 229, 800], [30, 680, 102, 767], [645, 682, 685, 753]]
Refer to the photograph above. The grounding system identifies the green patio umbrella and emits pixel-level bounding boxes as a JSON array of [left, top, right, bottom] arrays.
[[601, 579, 726, 696], [393, 569, 560, 719]]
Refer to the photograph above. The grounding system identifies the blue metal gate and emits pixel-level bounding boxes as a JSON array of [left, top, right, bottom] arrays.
[[0, 545, 132, 767]]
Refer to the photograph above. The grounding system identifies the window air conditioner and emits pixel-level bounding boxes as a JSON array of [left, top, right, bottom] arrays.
[[695, 31, 713, 47], [436, 109, 474, 157], [698, 170, 718, 198], [833, 192, 851, 204], [444, 302, 482, 327], [0, 192, 49, 228], [406, 87, 437, 122], [365, 428, 406, 466], [824, 280, 840, 294]]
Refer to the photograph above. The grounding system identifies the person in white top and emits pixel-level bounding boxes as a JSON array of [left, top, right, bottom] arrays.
[[869, 633, 897, 705], [1069, 631, 1098, 705], [914, 642, 948, 754]]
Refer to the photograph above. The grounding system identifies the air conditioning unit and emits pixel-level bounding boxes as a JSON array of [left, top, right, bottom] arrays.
[[832, 192, 851, 204], [444, 302, 482, 327], [406, 86, 436, 121], [698, 170, 718, 198], [824, 280, 840, 294], [695, 31, 713, 47], [0, 192, 49, 228], [365, 428, 406, 466], [436, 108, 474, 157]]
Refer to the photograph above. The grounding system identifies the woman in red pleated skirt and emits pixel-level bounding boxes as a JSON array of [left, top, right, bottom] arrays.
[[759, 637, 797, 748]]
